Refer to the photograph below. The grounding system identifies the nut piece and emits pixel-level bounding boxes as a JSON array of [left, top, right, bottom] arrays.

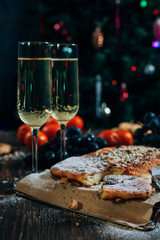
[[69, 199, 78, 209]]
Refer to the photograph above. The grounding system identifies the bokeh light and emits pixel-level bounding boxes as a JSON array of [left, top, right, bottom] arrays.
[[152, 41, 160, 48], [140, 0, 147, 8], [131, 66, 137, 71]]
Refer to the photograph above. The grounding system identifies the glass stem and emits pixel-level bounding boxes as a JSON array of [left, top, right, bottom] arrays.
[[60, 124, 66, 161], [31, 128, 39, 173]]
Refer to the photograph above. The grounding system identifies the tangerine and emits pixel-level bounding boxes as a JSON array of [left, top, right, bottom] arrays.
[[66, 116, 84, 130], [17, 124, 31, 144]]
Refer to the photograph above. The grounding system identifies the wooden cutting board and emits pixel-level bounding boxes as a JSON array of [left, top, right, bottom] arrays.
[[14, 170, 160, 229]]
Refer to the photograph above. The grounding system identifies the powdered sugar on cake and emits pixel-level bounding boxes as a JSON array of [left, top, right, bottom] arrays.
[[52, 154, 108, 174]]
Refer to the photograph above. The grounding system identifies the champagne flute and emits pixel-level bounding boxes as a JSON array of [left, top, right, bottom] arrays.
[[17, 41, 52, 172], [50, 43, 79, 160]]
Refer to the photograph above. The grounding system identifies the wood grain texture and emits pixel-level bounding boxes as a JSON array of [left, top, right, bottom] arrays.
[[0, 131, 160, 240]]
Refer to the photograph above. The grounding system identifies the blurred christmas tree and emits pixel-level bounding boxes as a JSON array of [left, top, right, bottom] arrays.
[[39, 0, 160, 129]]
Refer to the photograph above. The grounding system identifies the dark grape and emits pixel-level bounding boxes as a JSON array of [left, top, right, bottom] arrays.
[[56, 129, 61, 138], [38, 152, 46, 169], [143, 112, 156, 124], [151, 133, 160, 147], [65, 136, 69, 145], [56, 136, 69, 147], [70, 135, 83, 146], [55, 150, 69, 161], [88, 142, 99, 152], [80, 147, 88, 155], [96, 137, 107, 148], [86, 133, 95, 142], [81, 136, 92, 146], [72, 146, 81, 156], [141, 124, 149, 132], [134, 128, 145, 140], [24, 154, 32, 166], [148, 118, 160, 131], [141, 134, 153, 146], [38, 142, 51, 153], [66, 144, 72, 154], [24, 153, 46, 170], [66, 127, 81, 137], [50, 141, 58, 152], [133, 139, 141, 145], [45, 151, 56, 168]]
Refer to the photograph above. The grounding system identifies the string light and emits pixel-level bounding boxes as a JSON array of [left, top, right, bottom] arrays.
[[120, 83, 128, 102], [104, 106, 111, 115], [97, 35, 104, 48], [121, 83, 127, 90], [153, 9, 159, 16], [152, 41, 160, 48], [112, 80, 117, 85], [92, 27, 104, 49], [140, 0, 147, 8], [123, 92, 128, 99], [53, 24, 60, 30], [66, 36, 72, 41], [62, 29, 68, 36], [101, 103, 111, 116], [131, 66, 137, 71]]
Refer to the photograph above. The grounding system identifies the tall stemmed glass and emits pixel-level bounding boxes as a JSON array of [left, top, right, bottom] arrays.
[[50, 43, 79, 160], [17, 41, 52, 172]]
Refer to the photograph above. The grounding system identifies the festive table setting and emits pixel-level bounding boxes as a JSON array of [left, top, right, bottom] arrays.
[[1, 39, 160, 240], [2, 0, 160, 238], [1, 111, 160, 239]]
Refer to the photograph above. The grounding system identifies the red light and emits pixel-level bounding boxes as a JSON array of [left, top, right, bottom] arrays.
[[52, 49, 56, 54], [62, 29, 68, 36], [112, 80, 117, 85], [123, 92, 128, 99], [131, 66, 137, 71], [66, 36, 72, 41], [54, 24, 60, 30], [22, 83, 24, 92], [153, 9, 159, 15]]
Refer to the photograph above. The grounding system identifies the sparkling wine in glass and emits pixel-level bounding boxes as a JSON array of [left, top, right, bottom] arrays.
[[50, 43, 79, 160], [17, 41, 52, 172]]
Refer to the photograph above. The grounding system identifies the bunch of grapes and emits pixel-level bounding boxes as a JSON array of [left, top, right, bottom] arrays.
[[134, 112, 160, 147], [24, 127, 107, 170]]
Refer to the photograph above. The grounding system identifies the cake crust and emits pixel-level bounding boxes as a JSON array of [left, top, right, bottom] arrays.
[[50, 145, 160, 199], [101, 175, 152, 200]]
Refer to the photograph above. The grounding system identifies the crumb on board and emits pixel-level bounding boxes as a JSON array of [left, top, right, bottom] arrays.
[[69, 199, 79, 210], [59, 177, 68, 184]]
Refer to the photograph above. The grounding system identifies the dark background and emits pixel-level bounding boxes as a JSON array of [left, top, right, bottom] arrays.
[[1, 0, 160, 130]]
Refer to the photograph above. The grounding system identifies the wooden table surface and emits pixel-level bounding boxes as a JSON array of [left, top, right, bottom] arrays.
[[0, 131, 160, 240]]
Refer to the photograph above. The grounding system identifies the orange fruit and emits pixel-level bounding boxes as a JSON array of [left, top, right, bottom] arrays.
[[41, 124, 60, 142], [45, 116, 60, 126], [17, 124, 31, 144], [116, 130, 133, 145], [98, 130, 119, 147], [24, 131, 48, 150], [66, 115, 84, 130]]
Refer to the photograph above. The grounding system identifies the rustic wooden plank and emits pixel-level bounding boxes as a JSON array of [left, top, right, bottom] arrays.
[[0, 194, 160, 240]]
